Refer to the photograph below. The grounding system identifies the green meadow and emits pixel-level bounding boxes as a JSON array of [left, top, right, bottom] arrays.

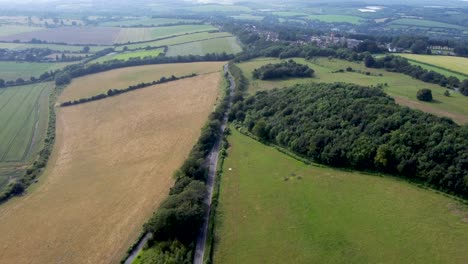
[[213, 127, 468, 264]]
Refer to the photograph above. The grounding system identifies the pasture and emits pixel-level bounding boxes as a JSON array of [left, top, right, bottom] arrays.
[[166, 37, 242, 56], [0, 61, 73, 81], [389, 19, 465, 30], [237, 57, 468, 124], [213, 128, 468, 264], [115, 32, 233, 51], [0, 82, 53, 190], [89, 48, 164, 63], [397, 54, 468, 78], [60, 61, 225, 103], [231, 14, 265, 21], [0, 73, 222, 264]]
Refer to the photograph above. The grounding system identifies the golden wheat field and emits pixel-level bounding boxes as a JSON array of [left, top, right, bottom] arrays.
[[59, 62, 225, 103], [0, 72, 221, 264]]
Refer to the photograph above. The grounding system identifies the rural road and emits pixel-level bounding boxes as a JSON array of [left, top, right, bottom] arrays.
[[124, 65, 235, 264], [193, 64, 236, 264]]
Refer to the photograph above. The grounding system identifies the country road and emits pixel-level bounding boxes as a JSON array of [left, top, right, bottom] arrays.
[[193, 64, 235, 264], [124, 64, 235, 264]]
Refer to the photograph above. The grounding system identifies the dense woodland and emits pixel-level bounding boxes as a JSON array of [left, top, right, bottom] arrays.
[[231, 83, 468, 198], [252, 60, 314, 80]]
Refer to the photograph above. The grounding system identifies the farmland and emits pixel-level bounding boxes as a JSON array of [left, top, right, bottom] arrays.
[[0, 42, 111, 53], [237, 58, 468, 124], [89, 48, 165, 64], [166, 37, 242, 56], [213, 128, 468, 264], [60, 62, 225, 103], [0, 25, 43, 36], [397, 54, 468, 78], [0, 72, 222, 264], [306, 15, 364, 24], [0, 82, 53, 190], [115, 32, 234, 51], [100, 17, 200, 27], [389, 19, 465, 30], [0, 61, 73, 81], [231, 14, 264, 21]]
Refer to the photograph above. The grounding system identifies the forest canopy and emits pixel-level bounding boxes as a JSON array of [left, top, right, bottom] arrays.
[[231, 83, 468, 198], [252, 60, 314, 80]]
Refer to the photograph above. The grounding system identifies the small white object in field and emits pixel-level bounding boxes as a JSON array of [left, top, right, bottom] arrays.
[[229, 168, 232, 171]]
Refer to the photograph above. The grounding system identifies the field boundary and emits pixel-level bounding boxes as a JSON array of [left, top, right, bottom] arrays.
[[404, 57, 468, 79]]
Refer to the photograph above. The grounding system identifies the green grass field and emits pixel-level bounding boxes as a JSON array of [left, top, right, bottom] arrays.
[[166, 37, 242, 56], [272, 11, 309, 17], [90, 48, 164, 63], [213, 127, 468, 264], [389, 19, 465, 30], [0, 61, 74, 81], [100, 18, 200, 27], [237, 57, 468, 124], [185, 5, 252, 13], [0, 82, 52, 190], [115, 32, 233, 51], [113, 25, 217, 44], [306, 15, 363, 24], [0, 42, 111, 53], [397, 54, 468, 77]]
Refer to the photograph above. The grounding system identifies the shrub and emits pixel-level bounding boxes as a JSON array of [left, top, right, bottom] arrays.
[[417, 89, 433, 102]]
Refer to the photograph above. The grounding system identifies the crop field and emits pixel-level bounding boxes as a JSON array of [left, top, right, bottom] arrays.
[[0, 61, 74, 81], [0, 27, 121, 45], [0, 82, 53, 190], [397, 54, 468, 77], [237, 58, 468, 124], [100, 17, 200, 27], [0, 25, 43, 36], [306, 15, 363, 24], [90, 48, 164, 63], [213, 128, 468, 264], [115, 32, 233, 51], [60, 61, 225, 102], [0, 42, 111, 52], [0, 73, 221, 264], [166, 37, 242, 56], [272, 11, 309, 17], [389, 19, 465, 30]]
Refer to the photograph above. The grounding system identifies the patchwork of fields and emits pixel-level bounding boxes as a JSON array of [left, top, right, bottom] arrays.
[[60, 62, 225, 102], [0, 24, 217, 45], [100, 18, 200, 27], [0, 82, 52, 189], [213, 128, 468, 264], [0, 72, 222, 264], [237, 57, 468, 124]]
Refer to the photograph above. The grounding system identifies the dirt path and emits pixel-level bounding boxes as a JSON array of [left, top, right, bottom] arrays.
[[193, 64, 235, 264]]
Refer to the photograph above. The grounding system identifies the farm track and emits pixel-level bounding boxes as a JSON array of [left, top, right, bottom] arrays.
[[193, 64, 235, 264]]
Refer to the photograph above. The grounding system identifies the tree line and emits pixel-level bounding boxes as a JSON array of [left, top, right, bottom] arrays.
[[231, 82, 468, 198], [132, 71, 232, 263], [61, 74, 196, 107], [365, 55, 468, 95], [252, 60, 314, 80]]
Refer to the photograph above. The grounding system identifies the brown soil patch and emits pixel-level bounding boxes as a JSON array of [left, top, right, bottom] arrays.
[[60, 62, 225, 103], [394, 96, 468, 124], [0, 73, 221, 263]]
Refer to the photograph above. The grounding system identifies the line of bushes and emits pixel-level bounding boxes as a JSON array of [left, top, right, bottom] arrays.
[[60, 74, 196, 107], [0, 84, 64, 204], [125, 70, 232, 262]]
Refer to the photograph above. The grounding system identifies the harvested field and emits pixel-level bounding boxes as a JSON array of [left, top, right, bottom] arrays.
[[0, 73, 221, 264], [60, 61, 225, 102], [0, 27, 120, 45]]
